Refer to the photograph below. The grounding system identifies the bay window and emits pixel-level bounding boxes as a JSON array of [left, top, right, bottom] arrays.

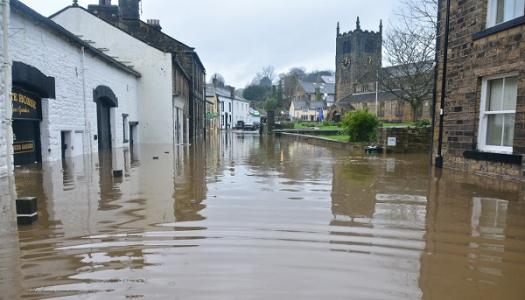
[[478, 75, 518, 154], [487, 0, 525, 27]]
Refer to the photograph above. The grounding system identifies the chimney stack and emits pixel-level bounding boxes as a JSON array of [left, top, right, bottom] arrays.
[[119, 0, 141, 20], [99, 0, 111, 5], [147, 19, 162, 31]]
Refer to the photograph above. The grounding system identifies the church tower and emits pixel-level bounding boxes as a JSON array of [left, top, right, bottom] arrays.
[[335, 18, 382, 102]]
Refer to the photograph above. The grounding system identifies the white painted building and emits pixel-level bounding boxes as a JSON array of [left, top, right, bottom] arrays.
[[233, 96, 250, 127], [0, 0, 11, 178], [51, 4, 185, 145], [9, 0, 140, 164], [209, 85, 252, 129]]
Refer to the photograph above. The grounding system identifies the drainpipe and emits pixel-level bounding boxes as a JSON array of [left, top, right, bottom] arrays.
[[2, 0, 12, 177], [435, 0, 451, 168], [80, 47, 92, 157], [431, 0, 443, 165]]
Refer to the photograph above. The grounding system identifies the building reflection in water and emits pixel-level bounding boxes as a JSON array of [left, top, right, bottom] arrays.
[[329, 152, 430, 299], [4, 134, 525, 299], [421, 170, 525, 299]]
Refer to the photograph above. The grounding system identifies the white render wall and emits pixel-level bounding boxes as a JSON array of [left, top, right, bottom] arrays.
[[52, 7, 176, 144], [218, 96, 232, 129], [10, 9, 139, 162], [0, 1, 11, 177], [233, 99, 249, 126]]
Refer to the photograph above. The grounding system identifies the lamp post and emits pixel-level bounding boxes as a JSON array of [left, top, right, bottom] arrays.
[[375, 69, 379, 116]]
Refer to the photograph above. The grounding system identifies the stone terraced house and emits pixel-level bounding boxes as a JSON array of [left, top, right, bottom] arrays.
[[433, 0, 525, 180]]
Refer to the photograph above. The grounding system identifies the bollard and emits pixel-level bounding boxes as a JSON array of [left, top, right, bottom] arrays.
[[113, 170, 123, 177], [365, 146, 384, 155], [16, 197, 38, 225]]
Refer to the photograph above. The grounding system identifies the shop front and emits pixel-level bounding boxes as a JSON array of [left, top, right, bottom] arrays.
[[11, 61, 55, 165]]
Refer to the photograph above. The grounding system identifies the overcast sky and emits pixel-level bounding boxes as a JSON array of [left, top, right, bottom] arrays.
[[22, 0, 397, 87]]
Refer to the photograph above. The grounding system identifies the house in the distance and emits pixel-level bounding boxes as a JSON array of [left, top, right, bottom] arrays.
[[207, 80, 252, 129], [289, 99, 327, 122]]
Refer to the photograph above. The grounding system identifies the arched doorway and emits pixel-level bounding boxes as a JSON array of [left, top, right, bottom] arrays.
[[93, 86, 118, 152], [96, 98, 112, 150]]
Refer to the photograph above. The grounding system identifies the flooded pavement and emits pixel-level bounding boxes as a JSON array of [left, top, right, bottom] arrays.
[[1, 133, 525, 299]]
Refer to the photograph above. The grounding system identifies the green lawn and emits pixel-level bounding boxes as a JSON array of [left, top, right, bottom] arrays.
[[293, 122, 417, 130], [293, 123, 342, 130], [318, 135, 350, 142], [382, 122, 415, 127]]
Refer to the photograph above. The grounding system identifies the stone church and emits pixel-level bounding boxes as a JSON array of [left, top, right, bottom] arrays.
[[330, 18, 432, 123]]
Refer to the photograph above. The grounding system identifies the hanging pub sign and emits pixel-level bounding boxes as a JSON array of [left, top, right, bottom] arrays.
[[11, 87, 42, 120]]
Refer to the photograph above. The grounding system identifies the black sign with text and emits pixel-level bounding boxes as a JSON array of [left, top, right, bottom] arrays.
[[11, 87, 42, 120]]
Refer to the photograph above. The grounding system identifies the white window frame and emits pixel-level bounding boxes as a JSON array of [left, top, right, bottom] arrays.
[[486, 0, 525, 28], [477, 73, 519, 154]]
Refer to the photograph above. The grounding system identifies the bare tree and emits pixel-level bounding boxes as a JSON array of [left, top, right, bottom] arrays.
[[260, 65, 276, 81], [380, 0, 438, 121], [252, 65, 276, 85]]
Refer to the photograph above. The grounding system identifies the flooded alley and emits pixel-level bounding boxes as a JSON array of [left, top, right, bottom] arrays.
[[1, 133, 525, 299]]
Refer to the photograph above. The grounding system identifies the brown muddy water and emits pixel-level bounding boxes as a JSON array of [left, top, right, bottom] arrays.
[[1, 133, 525, 299]]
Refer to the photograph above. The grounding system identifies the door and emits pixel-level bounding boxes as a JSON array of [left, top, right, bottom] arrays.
[[12, 120, 41, 165], [96, 99, 112, 151]]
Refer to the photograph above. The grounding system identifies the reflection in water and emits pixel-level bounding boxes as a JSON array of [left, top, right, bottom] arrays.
[[1, 133, 525, 299]]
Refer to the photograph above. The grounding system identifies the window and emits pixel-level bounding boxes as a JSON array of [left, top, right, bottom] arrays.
[[478, 75, 518, 154], [487, 0, 525, 27], [221, 102, 224, 112], [229, 102, 232, 112], [122, 114, 129, 143]]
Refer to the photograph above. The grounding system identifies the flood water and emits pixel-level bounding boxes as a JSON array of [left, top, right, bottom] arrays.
[[1, 133, 525, 299]]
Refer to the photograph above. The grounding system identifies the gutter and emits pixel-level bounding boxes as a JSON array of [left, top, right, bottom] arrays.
[[435, 0, 451, 168]]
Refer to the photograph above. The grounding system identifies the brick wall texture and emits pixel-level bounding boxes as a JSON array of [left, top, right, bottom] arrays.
[[433, 0, 525, 180]]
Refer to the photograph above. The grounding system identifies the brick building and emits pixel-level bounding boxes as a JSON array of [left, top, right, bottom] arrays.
[[333, 18, 432, 122], [84, 0, 206, 139], [433, 0, 525, 180]]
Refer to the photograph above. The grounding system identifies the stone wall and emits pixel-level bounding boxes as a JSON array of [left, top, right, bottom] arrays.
[[280, 126, 432, 154], [379, 126, 432, 154], [433, 0, 525, 180]]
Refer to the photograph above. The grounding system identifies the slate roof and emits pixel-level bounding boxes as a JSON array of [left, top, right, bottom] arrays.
[[292, 99, 308, 110], [339, 90, 400, 105], [299, 80, 335, 95], [309, 100, 327, 110], [321, 76, 335, 84], [12, 0, 141, 78], [382, 61, 434, 77]]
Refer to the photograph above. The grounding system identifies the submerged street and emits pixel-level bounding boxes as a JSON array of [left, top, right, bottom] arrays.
[[0, 133, 524, 299]]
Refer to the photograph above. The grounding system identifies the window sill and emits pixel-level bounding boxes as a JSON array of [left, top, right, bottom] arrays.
[[463, 150, 522, 165], [473, 16, 525, 40]]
